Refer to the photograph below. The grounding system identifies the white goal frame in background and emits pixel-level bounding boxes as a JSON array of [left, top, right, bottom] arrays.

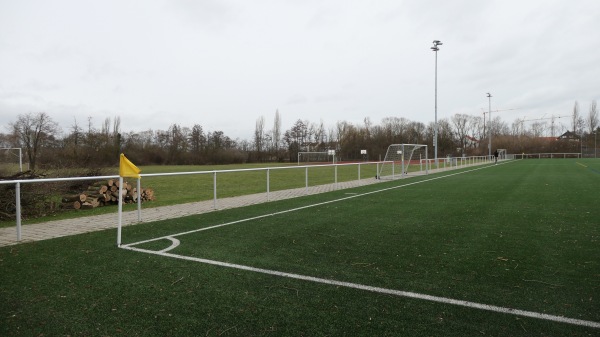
[[377, 144, 428, 180], [497, 149, 507, 160], [1, 148, 24, 172], [297, 151, 331, 165]]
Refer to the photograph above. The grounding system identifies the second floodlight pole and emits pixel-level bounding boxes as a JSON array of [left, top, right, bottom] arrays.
[[431, 40, 442, 169]]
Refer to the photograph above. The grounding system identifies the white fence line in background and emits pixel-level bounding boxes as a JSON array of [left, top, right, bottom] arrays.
[[0, 154, 524, 242], [513, 153, 581, 159]]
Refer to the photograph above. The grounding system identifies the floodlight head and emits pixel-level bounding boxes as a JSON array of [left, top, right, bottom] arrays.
[[431, 46, 438, 51], [433, 40, 442, 45], [487, 92, 492, 98]]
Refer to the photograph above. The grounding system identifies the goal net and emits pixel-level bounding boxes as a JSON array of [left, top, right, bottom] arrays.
[[297, 151, 330, 165], [377, 144, 428, 180]]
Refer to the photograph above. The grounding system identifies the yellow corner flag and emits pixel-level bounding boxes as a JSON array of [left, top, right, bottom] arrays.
[[119, 153, 141, 178]]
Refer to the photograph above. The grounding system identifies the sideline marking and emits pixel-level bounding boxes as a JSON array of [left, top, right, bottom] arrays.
[[576, 162, 588, 168], [122, 245, 600, 329]]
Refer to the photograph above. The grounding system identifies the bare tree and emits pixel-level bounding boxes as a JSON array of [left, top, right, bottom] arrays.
[[529, 121, 547, 138], [451, 114, 469, 156], [254, 115, 265, 160], [272, 110, 281, 153], [571, 101, 579, 133], [10, 112, 60, 170], [314, 120, 326, 145], [588, 100, 598, 134]]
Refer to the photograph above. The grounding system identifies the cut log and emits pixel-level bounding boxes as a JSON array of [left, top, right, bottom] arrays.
[[92, 181, 109, 187], [62, 194, 82, 202], [80, 202, 95, 210], [83, 191, 100, 197], [61, 201, 81, 210], [84, 196, 99, 204]]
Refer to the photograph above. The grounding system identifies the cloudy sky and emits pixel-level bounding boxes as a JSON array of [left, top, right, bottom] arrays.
[[1, 0, 599, 140]]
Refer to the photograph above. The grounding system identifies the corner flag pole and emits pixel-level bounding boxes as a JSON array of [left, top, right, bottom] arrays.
[[117, 176, 124, 246], [117, 153, 141, 247]]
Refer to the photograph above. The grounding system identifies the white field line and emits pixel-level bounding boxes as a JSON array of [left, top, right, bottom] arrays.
[[158, 237, 180, 253], [121, 245, 600, 329], [122, 162, 505, 248]]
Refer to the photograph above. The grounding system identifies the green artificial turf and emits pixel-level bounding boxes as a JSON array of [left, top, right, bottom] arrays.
[[1, 159, 598, 336]]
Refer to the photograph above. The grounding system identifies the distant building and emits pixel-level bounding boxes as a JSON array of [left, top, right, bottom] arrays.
[[557, 131, 580, 141], [464, 135, 479, 148]]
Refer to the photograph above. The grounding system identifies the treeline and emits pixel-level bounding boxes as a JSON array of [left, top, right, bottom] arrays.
[[1, 100, 598, 171]]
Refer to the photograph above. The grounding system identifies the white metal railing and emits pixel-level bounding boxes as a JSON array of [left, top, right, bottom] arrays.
[[1, 162, 385, 242], [0, 174, 120, 242], [436, 155, 492, 170]]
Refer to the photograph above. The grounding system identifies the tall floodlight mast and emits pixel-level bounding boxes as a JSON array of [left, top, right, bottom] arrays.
[[431, 40, 443, 169], [487, 93, 492, 157]]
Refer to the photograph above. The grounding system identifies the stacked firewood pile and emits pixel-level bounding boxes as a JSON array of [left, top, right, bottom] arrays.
[[61, 179, 155, 210]]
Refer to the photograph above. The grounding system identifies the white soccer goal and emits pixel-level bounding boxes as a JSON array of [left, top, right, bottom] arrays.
[[1, 147, 24, 172], [377, 144, 428, 180], [297, 151, 331, 165]]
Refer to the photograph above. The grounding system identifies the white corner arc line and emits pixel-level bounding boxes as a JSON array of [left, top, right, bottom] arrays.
[[121, 245, 600, 329], [159, 237, 180, 253]]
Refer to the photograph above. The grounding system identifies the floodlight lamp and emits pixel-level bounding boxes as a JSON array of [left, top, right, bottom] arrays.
[[487, 92, 492, 98], [431, 46, 438, 51]]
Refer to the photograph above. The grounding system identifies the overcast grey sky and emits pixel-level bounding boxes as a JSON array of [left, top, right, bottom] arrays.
[[1, 0, 599, 140]]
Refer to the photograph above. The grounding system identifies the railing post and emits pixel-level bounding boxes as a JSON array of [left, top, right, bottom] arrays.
[[267, 169, 270, 202], [16, 182, 21, 242], [335, 165, 338, 189], [137, 178, 142, 222], [213, 171, 217, 209], [358, 163, 361, 181], [305, 167, 308, 194]]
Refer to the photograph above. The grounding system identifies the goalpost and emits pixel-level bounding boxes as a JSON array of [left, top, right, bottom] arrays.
[[297, 151, 331, 165], [377, 144, 428, 180], [1, 148, 23, 172]]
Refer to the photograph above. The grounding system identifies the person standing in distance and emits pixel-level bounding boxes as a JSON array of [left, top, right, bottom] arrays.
[[494, 149, 499, 164]]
